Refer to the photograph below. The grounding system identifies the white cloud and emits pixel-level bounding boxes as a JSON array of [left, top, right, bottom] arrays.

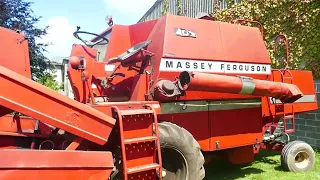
[[37, 16, 77, 59], [104, 0, 156, 14]]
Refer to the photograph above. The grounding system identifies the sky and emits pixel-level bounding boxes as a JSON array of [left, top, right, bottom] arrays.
[[32, 0, 157, 60]]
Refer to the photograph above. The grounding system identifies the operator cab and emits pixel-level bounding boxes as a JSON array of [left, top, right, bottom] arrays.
[[73, 27, 153, 69], [73, 26, 112, 62], [73, 26, 151, 66], [69, 17, 156, 103]]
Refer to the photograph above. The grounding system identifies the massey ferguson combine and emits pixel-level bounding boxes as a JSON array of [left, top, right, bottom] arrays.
[[0, 14, 317, 180]]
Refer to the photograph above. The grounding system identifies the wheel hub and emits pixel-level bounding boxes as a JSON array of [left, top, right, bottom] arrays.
[[161, 146, 188, 180], [294, 151, 310, 169]]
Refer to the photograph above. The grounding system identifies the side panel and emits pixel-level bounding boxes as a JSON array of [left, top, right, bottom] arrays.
[[0, 27, 31, 78], [209, 106, 263, 151], [224, 145, 255, 164], [262, 70, 318, 117], [129, 20, 158, 46], [105, 25, 131, 61], [158, 99, 263, 151], [162, 14, 270, 64], [0, 150, 114, 180], [0, 115, 52, 135], [159, 101, 210, 151], [288, 70, 317, 95], [219, 21, 270, 64], [146, 15, 167, 81]]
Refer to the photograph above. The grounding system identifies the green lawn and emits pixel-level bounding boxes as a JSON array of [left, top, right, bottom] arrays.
[[204, 148, 320, 180]]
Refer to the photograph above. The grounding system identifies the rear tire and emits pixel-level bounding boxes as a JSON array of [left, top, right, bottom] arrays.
[[157, 121, 205, 180], [281, 140, 315, 172]]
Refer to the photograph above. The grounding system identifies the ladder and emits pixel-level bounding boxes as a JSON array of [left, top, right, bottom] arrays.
[[271, 69, 296, 134], [111, 105, 163, 180]]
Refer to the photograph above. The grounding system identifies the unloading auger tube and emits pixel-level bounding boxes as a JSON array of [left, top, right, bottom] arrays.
[[176, 71, 303, 103]]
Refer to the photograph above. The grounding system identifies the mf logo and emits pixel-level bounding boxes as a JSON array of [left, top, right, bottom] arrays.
[[174, 28, 197, 38]]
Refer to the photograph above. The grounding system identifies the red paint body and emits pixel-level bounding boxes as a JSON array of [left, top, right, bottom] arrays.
[[0, 150, 114, 179], [0, 14, 318, 179]]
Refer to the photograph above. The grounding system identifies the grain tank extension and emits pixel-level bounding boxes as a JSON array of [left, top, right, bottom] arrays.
[[0, 14, 317, 180]]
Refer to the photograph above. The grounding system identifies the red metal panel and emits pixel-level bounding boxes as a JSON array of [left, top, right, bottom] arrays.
[[143, 15, 167, 82], [129, 20, 158, 46], [0, 115, 53, 135], [225, 145, 255, 164], [125, 142, 156, 168], [0, 115, 37, 133], [209, 107, 263, 151], [219, 21, 270, 64], [105, 25, 131, 61], [0, 149, 114, 167], [0, 170, 112, 180], [0, 27, 31, 78], [162, 14, 270, 64], [0, 149, 113, 180], [0, 65, 115, 145], [286, 70, 316, 95], [162, 15, 225, 61], [122, 114, 153, 139], [158, 112, 210, 151]]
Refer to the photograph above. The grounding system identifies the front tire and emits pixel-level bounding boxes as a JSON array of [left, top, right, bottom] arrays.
[[158, 122, 205, 180], [281, 140, 315, 172]]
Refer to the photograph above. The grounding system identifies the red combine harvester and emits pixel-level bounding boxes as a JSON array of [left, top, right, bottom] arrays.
[[0, 14, 317, 180]]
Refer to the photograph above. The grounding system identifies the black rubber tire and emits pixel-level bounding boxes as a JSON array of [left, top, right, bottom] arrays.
[[280, 140, 303, 169], [281, 140, 315, 172], [157, 121, 205, 180]]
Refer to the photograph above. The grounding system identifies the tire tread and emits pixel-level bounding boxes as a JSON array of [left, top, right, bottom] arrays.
[[158, 122, 205, 180], [281, 140, 315, 172]]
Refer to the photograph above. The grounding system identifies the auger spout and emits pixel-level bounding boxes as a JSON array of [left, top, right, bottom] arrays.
[[178, 71, 303, 103]]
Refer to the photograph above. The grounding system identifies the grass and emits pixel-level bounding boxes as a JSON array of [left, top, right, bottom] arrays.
[[204, 148, 320, 180]]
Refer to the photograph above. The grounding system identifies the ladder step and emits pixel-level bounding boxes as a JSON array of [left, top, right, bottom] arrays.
[[284, 115, 294, 119], [124, 136, 157, 144], [120, 109, 154, 116], [127, 163, 160, 174]]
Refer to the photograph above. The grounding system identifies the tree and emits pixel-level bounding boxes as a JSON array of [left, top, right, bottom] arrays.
[[36, 70, 64, 91], [211, 0, 320, 78], [0, 0, 62, 90]]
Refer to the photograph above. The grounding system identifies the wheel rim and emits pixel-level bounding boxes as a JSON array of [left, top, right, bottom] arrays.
[[161, 145, 188, 180], [294, 151, 310, 169]]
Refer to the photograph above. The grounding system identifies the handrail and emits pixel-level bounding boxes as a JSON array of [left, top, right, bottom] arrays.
[[274, 34, 290, 69], [233, 19, 264, 38]]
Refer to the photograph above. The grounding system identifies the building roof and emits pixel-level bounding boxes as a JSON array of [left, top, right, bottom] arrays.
[[137, 0, 216, 23], [50, 56, 68, 64], [137, 0, 162, 23]]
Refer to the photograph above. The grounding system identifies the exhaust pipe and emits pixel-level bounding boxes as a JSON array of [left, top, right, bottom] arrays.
[[178, 71, 303, 103]]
